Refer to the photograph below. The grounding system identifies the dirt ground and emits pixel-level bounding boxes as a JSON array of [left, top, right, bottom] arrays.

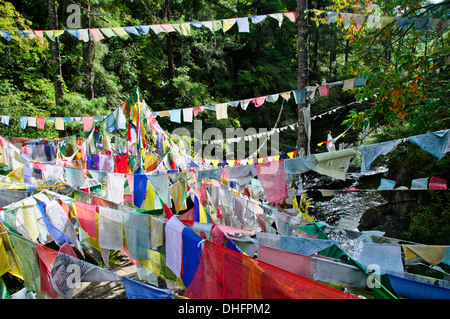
[[72, 253, 186, 299], [72, 258, 139, 299]]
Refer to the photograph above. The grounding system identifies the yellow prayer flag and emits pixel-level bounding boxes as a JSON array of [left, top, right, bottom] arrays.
[[380, 16, 395, 29], [222, 18, 236, 32], [21, 205, 39, 242], [102, 133, 111, 151], [180, 23, 191, 35], [169, 181, 185, 213], [343, 78, 355, 91], [54, 30, 65, 38], [0, 237, 12, 277], [7, 166, 24, 182], [140, 250, 162, 277], [287, 151, 295, 158], [280, 92, 291, 100], [0, 224, 23, 280], [159, 110, 170, 117], [199, 202, 208, 223], [403, 245, 447, 266], [55, 117, 64, 130], [111, 27, 129, 37], [211, 159, 220, 167], [144, 154, 157, 171]]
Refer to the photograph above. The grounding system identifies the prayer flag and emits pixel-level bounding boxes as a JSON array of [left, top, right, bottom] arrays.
[[284, 11, 300, 22], [34, 30, 45, 44], [160, 24, 176, 33], [123, 26, 140, 35], [251, 15, 267, 24], [111, 27, 129, 37], [54, 117, 64, 130], [236, 17, 250, 33], [122, 276, 172, 299], [149, 25, 165, 34], [182, 108, 193, 122], [222, 18, 236, 32], [269, 13, 284, 28], [182, 227, 202, 288], [429, 176, 447, 190], [89, 28, 104, 42], [133, 174, 148, 208], [136, 25, 150, 35], [83, 117, 94, 131], [252, 96, 266, 107], [180, 23, 191, 35], [318, 84, 329, 96], [74, 200, 97, 238], [170, 109, 182, 123], [255, 161, 288, 203], [184, 240, 360, 299], [78, 29, 90, 42], [343, 78, 355, 91], [165, 216, 185, 277], [100, 28, 116, 38], [216, 103, 228, 119]]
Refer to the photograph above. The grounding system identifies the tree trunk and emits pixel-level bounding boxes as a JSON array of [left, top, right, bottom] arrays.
[[165, 0, 176, 107], [296, 0, 309, 156], [48, 0, 66, 137], [344, 39, 349, 64], [311, 0, 320, 81], [48, 0, 64, 110], [82, 5, 95, 100]]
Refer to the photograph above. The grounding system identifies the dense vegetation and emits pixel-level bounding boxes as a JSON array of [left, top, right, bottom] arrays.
[[0, 0, 448, 169]]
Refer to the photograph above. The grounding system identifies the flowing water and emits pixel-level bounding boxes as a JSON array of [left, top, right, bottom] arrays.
[[303, 167, 390, 231]]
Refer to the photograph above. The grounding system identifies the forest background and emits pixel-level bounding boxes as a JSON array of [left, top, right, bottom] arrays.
[[0, 0, 449, 184]]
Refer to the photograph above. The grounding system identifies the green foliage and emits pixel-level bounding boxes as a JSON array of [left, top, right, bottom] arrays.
[[337, 0, 450, 133], [2, 0, 448, 159], [0, 1, 58, 138], [401, 192, 450, 245]]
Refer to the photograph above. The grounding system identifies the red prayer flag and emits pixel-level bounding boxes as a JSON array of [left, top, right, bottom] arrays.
[[429, 176, 447, 190], [36, 244, 59, 299], [255, 161, 289, 203], [83, 117, 94, 131], [184, 241, 360, 299], [74, 200, 97, 238], [114, 155, 130, 173], [319, 84, 329, 97], [37, 117, 46, 130]]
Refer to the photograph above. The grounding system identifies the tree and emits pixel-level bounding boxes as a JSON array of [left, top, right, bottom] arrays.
[[0, 1, 57, 139], [47, 0, 64, 109], [296, 0, 309, 156]]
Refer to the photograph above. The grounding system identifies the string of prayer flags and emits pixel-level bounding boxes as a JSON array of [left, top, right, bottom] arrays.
[[2, 11, 300, 44], [146, 77, 367, 125], [310, 9, 450, 34]]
